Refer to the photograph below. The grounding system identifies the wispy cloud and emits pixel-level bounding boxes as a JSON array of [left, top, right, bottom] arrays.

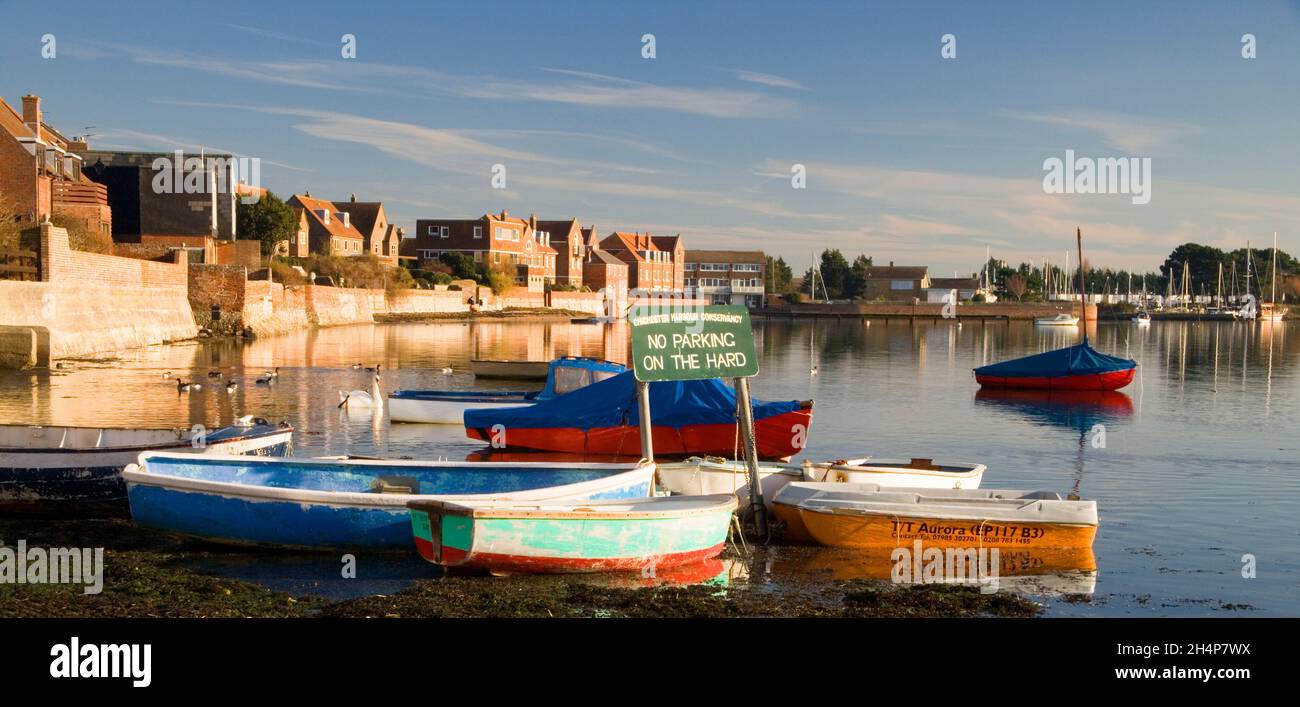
[[1001, 109, 1204, 153], [728, 69, 808, 91], [76, 41, 796, 119], [222, 23, 335, 48]]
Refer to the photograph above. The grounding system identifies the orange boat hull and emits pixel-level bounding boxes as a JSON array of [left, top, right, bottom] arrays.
[[772, 502, 1097, 551]]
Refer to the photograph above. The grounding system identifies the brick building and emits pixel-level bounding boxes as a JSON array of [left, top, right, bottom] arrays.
[[0, 94, 111, 238], [685, 249, 765, 308], [333, 195, 403, 267], [861, 264, 931, 301], [287, 193, 367, 257], [536, 218, 584, 287], [598, 231, 684, 292], [404, 209, 558, 290], [77, 149, 238, 252]]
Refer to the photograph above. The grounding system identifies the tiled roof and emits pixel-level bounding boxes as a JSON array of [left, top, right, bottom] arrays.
[[588, 249, 627, 267], [334, 200, 383, 236], [290, 194, 365, 240], [864, 265, 929, 279], [928, 277, 980, 289], [0, 97, 35, 141], [536, 218, 580, 241]]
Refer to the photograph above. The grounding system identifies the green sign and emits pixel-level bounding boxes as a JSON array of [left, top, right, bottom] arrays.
[[628, 304, 758, 382]]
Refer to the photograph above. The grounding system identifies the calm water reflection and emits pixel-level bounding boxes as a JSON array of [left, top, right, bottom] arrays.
[[1, 318, 1296, 616]]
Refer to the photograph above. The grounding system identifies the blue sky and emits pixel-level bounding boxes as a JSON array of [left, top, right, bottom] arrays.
[[2, 0, 1298, 275]]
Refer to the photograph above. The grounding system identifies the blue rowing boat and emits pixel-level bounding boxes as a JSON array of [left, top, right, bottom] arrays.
[[0, 419, 292, 516], [122, 453, 656, 551], [388, 356, 626, 423]]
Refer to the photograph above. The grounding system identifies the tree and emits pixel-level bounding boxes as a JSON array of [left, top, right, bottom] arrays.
[[1005, 273, 1027, 301], [236, 191, 298, 256], [765, 256, 793, 294]]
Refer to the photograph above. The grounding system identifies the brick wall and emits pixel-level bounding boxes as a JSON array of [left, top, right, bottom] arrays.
[[188, 263, 248, 332], [0, 137, 41, 219], [40, 223, 187, 288], [547, 290, 605, 315], [495, 289, 546, 309]]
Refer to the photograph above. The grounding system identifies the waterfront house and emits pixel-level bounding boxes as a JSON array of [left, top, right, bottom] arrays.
[[536, 217, 585, 287], [335, 195, 402, 267], [0, 94, 111, 238], [685, 249, 765, 308], [404, 209, 558, 290], [861, 263, 931, 301], [925, 276, 982, 303], [287, 193, 367, 257], [583, 247, 629, 314], [598, 231, 685, 292]]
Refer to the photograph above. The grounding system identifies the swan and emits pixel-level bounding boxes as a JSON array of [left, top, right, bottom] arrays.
[[339, 373, 384, 410]]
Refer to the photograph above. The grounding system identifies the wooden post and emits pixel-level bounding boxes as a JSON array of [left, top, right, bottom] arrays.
[[734, 376, 767, 535], [636, 380, 654, 462]]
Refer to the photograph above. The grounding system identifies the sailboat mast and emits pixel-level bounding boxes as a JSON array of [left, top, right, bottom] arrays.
[[1271, 231, 1278, 306], [1076, 228, 1086, 330]]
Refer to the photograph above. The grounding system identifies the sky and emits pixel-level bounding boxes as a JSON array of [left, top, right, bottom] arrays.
[[2, 0, 1298, 276]]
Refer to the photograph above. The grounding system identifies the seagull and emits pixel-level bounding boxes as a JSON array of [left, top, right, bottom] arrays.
[[162, 370, 172, 379], [351, 363, 363, 369], [440, 367, 453, 374], [225, 380, 238, 393], [176, 378, 200, 392], [810, 366, 819, 376]]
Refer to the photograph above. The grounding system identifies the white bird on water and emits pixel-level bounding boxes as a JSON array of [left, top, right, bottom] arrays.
[[440, 367, 453, 374], [339, 372, 384, 411]]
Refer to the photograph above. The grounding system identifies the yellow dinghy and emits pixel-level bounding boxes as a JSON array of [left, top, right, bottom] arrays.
[[771, 482, 1097, 551]]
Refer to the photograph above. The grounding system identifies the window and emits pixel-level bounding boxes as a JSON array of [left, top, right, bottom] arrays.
[[474, 226, 482, 239], [439, 226, 449, 239], [427, 225, 436, 236], [891, 279, 915, 290]]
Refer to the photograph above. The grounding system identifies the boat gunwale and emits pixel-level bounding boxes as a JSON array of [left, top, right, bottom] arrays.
[[811, 460, 987, 477], [124, 454, 656, 509], [0, 425, 292, 455], [409, 493, 737, 520]]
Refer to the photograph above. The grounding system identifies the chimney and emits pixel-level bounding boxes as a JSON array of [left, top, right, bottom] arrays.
[[500, 209, 509, 220], [889, 261, 894, 267], [529, 213, 537, 231], [350, 194, 357, 203], [21, 95, 40, 133]]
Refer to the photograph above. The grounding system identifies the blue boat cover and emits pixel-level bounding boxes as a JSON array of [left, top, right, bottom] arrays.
[[974, 341, 1136, 378], [464, 371, 800, 429]]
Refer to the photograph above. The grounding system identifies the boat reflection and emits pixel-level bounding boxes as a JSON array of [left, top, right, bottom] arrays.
[[973, 388, 1134, 429], [768, 545, 1097, 596]]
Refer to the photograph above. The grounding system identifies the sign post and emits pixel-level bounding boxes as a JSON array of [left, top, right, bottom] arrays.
[[628, 304, 765, 531]]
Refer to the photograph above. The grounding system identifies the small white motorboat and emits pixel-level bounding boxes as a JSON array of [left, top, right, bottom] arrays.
[[1034, 313, 1080, 326], [1131, 310, 1151, 325], [803, 457, 986, 489], [655, 456, 803, 511], [656, 455, 986, 510]]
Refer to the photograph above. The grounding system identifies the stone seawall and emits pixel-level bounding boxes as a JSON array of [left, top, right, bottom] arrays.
[[0, 280, 197, 359], [0, 225, 196, 365]]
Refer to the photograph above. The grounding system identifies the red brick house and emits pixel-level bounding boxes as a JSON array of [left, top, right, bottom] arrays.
[[598, 231, 685, 292], [536, 218, 584, 287], [286, 193, 367, 257], [336, 195, 402, 267], [0, 94, 111, 237], [404, 209, 557, 288]]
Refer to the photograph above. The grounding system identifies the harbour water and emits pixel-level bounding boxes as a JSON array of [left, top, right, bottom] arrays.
[[1, 317, 1296, 616]]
